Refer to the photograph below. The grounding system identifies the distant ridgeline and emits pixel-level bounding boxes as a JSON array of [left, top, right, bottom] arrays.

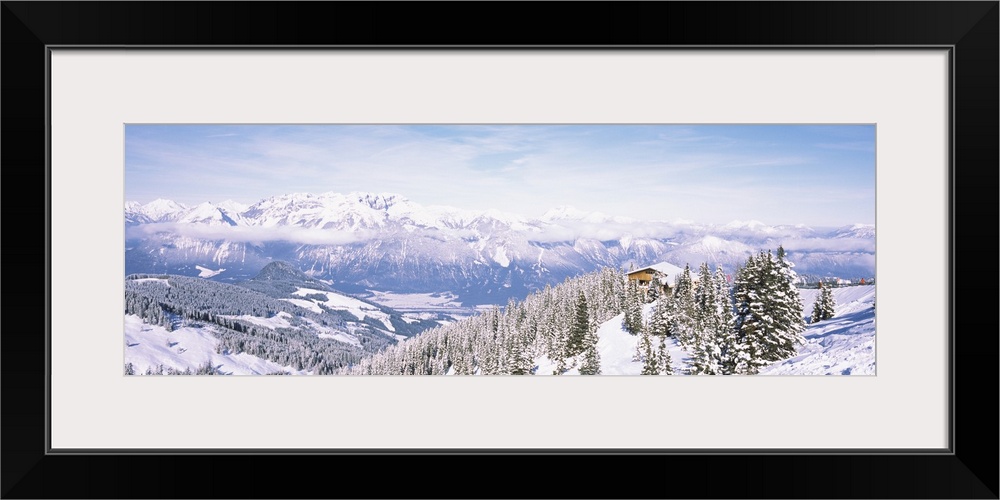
[[125, 193, 875, 306], [125, 262, 438, 374]]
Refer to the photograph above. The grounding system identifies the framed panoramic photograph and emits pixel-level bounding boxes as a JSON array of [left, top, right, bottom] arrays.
[[4, 2, 997, 499], [54, 49, 945, 452], [121, 123, 876, 378]]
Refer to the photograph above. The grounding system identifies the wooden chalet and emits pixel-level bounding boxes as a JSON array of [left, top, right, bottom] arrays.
[[626, 261, 691, 294]]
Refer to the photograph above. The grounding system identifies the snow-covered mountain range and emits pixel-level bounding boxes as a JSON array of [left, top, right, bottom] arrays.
[[125, 192, 875, 305]]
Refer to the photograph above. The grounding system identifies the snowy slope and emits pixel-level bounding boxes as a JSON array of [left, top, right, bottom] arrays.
[[291, 287, 395, 332], [759, 285, 876, 375], [124, 314, 305, 375], [534, 303, 690, 375], [530, 285, 875, 376]]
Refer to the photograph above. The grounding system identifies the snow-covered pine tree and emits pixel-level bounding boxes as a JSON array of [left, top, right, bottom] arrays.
[[504, 301, 534, 375], [670, 264, 697, 346], [810, 281, 831, 323], [732, 254, 766, 374], [567, 291, 590, 357], [639, 327, 658, 375], [689, 263, 722, 375], [622, 279, 644, 335], [820, 281, 836, 320], [770, 246, 806, 359], [733, 248, 806, 374], [713, 267, 739, 375], [578, 324, 601, 375], [646, 296, 673, 338], [657, 336, 673, 375]]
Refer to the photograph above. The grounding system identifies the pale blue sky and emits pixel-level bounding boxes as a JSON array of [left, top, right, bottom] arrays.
[[125, 124, 875, 226]]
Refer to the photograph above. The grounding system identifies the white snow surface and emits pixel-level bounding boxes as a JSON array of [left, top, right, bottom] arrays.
[[124, 314, 304, 375], [218, 311, 294, 329], [133, 277, 170, 286], [759, 285, 876, 375], [195, 265, 225, 278], [280, 297, 324, 313], [292, 287, 395, 331], [492, 246, 511, 267], [365, 291, 477, 316]]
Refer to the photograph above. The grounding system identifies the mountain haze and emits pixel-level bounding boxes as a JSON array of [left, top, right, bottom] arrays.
[[125, 192, 875, 305]]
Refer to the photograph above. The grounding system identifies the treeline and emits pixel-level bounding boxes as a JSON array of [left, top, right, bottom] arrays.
[[125, 275, 395, 373], [344, 246, 806, 376]]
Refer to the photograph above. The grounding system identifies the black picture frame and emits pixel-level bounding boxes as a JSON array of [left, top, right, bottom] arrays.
[[3, 2, 996, 498]]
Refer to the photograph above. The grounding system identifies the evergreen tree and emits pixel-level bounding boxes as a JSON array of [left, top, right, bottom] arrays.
[[733, 248, 806, 374], [657, 336, 673, 375], [639, 328, 659, 375], [646, 297, 673, 337], [622, 280, 644, 335], [567, 291, 590, 357], [771, 246, 806, 358], [820, 282, 836, 320], [579, 324, 601, 375], [670, 264, 697, 346], [713, 268, 739, 375], [689, 263, 722, 375], [810, 281, 836, 323]]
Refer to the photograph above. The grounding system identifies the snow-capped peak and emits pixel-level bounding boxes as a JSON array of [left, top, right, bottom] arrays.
[[217, 199, 249, 214], [175, 202, 242, 226], [834, 223, 875, 239], [140, 198, 188, 221]]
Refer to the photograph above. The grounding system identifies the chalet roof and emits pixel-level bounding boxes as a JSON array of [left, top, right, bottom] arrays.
[[627, 261, 686, 286]]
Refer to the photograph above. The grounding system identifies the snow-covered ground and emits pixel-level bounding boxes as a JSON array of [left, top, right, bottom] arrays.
[[195, 265, 225, 278], [291, 287, 395, 331], [759, 285, 875, 375], [534, 304, 690, 375], [366, 291, 480, 315], [124, 314, 305, 375], [217, 311, 294, 330], [531, 285, 875, 376], [133, 277, 170, 286]]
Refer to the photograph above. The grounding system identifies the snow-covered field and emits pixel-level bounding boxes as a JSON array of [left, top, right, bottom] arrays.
[[217, 311, 294, 329], [365, 290, 483, 321], [133, 277, 170, 286], [291, 287, 395, 331], [759, 285, 875, 375], [195, 265, 225, 278], [533, 285, 875, 376], [124, 314, 305, 375]]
